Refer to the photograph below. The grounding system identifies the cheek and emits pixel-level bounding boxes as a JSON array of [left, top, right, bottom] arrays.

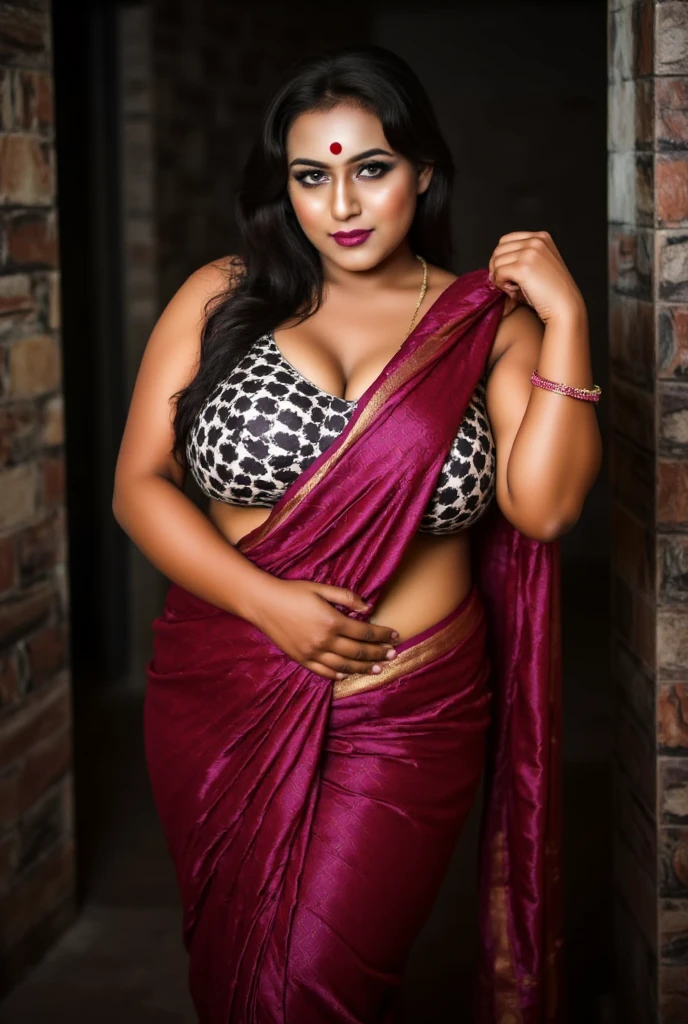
[[288, 187, 325, 231], [369, 179, 416, 220]]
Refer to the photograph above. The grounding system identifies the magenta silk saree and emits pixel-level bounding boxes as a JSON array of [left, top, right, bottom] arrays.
[[144, 268, 564, 1024]]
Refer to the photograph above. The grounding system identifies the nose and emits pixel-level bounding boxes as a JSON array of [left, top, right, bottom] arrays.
[[331, 173, 361, 221]]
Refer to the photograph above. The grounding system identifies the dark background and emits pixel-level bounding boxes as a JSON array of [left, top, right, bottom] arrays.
[[1, 1, 612, 1020]]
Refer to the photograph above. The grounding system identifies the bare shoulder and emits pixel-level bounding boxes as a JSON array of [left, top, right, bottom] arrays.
[[486, 301, 544, 375], [113, 254, 245, 490], [145, 251, 246, 412], [177, 253, 245, 316], [200, 252, 246, 287], [149, 253, 246, 349]]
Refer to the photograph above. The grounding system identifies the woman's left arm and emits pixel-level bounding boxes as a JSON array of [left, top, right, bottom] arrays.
[[484, 230, 603, 542]]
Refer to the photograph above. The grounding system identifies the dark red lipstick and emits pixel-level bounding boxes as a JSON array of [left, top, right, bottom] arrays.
[[330, 229, 373, 247]]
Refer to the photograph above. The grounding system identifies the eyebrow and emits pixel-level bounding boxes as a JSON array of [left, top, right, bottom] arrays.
[[288, 147, 395, 169]]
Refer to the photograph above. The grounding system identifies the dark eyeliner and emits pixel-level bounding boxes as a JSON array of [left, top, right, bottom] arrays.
[[360, 160, 394, 177], [293, 160, 394, 187]]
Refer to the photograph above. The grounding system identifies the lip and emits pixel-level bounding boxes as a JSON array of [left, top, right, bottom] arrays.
[[330, 229, 373, 247]]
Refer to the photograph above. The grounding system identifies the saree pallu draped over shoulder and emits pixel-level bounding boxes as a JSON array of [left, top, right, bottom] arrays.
[[145, 268, 564, 1024]]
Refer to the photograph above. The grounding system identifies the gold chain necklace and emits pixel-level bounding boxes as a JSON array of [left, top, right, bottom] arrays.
[[401, 253, 429, 344]]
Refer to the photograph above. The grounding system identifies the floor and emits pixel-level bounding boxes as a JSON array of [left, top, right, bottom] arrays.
[[0, 558, 616, 1023]]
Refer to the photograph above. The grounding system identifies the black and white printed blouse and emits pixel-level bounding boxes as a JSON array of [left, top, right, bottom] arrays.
[[186, 332, 496, 535]]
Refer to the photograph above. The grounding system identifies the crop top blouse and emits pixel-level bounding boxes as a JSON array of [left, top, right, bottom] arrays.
[[185, 332, 496, 536]]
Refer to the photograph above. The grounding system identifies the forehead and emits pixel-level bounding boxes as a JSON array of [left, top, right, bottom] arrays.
[[285, 105, 387, 154]]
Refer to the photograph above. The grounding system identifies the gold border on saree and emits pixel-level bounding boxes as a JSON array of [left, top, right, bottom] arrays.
[[331, 588, 483, 700]]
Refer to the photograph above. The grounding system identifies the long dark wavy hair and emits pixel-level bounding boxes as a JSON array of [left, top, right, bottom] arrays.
[[171, 44, 456, 467]]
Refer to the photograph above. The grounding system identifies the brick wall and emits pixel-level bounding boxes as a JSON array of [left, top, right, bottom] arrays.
[[654, 1, 688, 1015], [608, 1, 688, 1021], [0, 0, 75, 995]]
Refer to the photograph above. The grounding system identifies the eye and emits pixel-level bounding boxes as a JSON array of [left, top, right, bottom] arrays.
[[358, 161, 392, 178], [293, 161, 394, 188], [294, 169, 326, 187]]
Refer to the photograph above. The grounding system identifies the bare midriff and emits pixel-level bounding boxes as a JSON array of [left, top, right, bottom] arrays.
[[205, 265, 494, 644], [208, 500, 473, 644]]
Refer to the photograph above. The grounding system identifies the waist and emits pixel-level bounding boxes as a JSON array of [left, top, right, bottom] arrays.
[[207, 498, 473, 644]]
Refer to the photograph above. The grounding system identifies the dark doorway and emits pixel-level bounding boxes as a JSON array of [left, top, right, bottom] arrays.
[[52, 0, 129, 700]]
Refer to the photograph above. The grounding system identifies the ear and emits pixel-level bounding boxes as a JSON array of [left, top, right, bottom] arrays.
[[417, 163, 434, 195]]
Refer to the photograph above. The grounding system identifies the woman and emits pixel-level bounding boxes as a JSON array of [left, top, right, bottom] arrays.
[[113, 44, 602, 1024]]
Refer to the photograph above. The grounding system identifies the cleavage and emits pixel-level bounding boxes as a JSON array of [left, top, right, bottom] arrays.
[[270, 327, 400, 405]]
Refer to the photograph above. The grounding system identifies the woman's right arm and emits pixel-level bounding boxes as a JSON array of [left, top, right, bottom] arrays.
[[112, 257, 400, 678], [112, 257, 273, 623]]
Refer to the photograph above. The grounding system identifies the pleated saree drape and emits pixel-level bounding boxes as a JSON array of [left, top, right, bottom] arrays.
[[144, 268, 564, 1024]]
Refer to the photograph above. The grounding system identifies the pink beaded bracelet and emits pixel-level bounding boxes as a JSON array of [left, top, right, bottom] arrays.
[[531, 370, 601, 403]]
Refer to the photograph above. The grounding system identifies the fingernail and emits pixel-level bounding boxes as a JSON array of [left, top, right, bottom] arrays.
[[385, 649, 397, 660], [371, 665, 382, 674], [335, 672, 345, 680], [391, 631, 399, 639]]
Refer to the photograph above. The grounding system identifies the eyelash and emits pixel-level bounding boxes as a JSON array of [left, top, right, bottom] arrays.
[[293, 161, 393, 188]]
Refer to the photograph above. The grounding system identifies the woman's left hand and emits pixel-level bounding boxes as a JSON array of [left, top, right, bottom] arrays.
[[487, 230, 585, 324]]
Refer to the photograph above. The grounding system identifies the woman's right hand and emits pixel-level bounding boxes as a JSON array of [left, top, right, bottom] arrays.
[[246, 577, 400, 681]]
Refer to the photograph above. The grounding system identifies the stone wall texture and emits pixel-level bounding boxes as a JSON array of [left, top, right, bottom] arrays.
[[0, 0, 75, 998], [609, 1, 688, 1021]]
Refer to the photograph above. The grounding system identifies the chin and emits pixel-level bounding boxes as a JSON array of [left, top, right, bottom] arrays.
[[329, 242, 392, 264]]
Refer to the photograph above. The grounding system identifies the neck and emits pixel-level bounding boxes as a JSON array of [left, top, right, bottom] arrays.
[[320, 241, 422, 295]]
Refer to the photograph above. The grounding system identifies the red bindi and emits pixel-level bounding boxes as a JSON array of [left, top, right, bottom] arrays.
[[329, 142, 342, 154]]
